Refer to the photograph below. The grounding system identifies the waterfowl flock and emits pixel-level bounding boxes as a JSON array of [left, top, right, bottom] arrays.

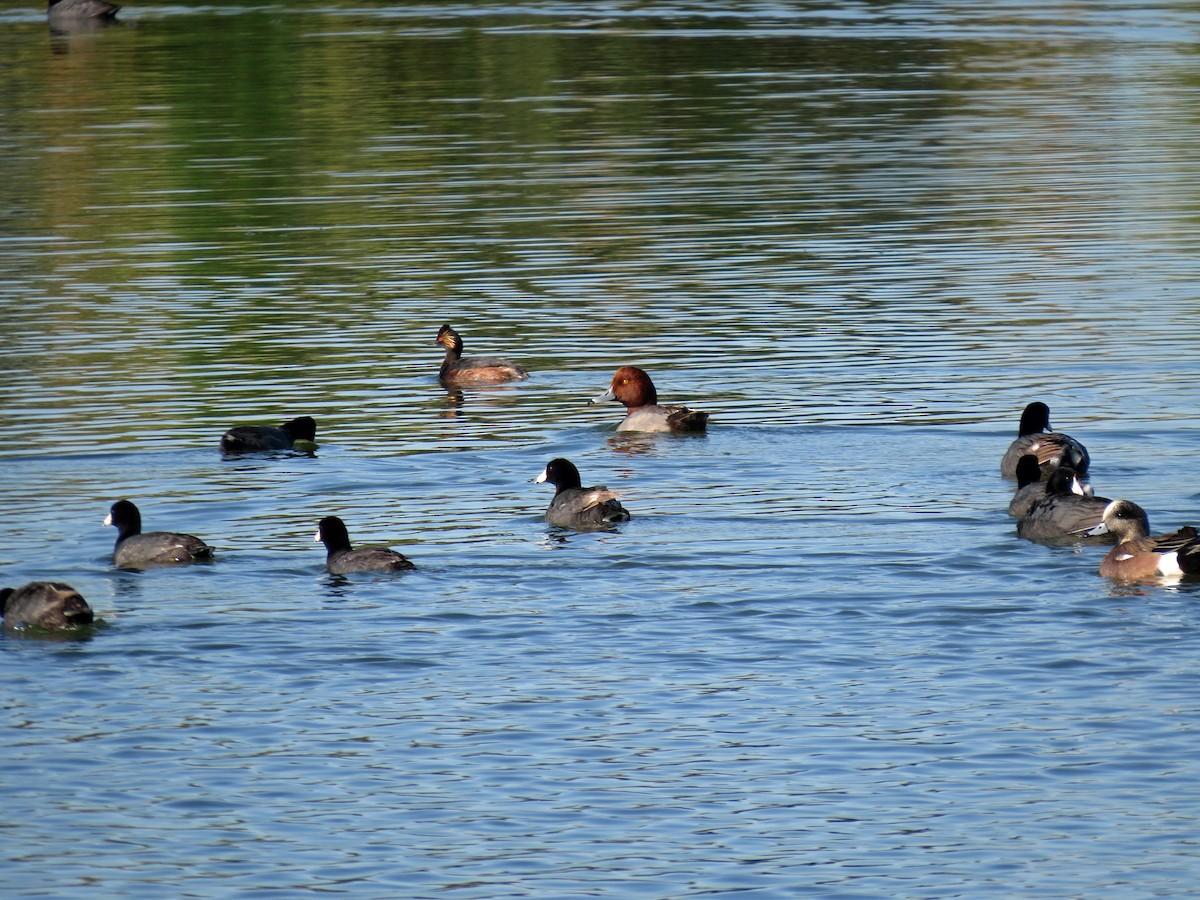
[[1, 323, 706, 631], [3, 337, 1198, 632], [1006, 401, 1200, 581]]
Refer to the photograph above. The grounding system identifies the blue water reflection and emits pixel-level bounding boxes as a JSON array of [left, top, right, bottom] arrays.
[[2, 1, 1200, 896]]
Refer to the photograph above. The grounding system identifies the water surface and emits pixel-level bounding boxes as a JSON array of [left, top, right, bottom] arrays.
[[2, 1, 1200, 896]]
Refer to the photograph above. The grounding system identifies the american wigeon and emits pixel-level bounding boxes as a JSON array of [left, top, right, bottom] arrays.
[[588, 366, 708, 433], [219, 416, 317, 454], [435, 324, 528, 384], [535, 458, 630, 529], [104, 499, 215, 569], [1015, 466, 1112, 543], [1000, 401, 1090, 478], [314, 515, 415, 575], [0, 582, 93, 630], [1098, 500, 1200, 582]]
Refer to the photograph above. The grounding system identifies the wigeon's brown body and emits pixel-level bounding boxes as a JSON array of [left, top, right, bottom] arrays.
[[1008, 453, 1092, 517], [589, 366, 708, 433], [436, 324, 527, 384], [1016, 466, 1113, 544], [314, 516, 415, 575], [535, 458, 630, 529], [1098, 500, 1200, 582], [1, 582, 94, 630], [1000, 401, 1090, 478]]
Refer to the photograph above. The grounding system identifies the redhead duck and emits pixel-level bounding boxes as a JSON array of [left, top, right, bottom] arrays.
[[1, 582, 93, 630], [1015, 466, 1112, 543], [435, 324, 528, 384], [219, 416, 317, 454], [1000, 401, 1090, 478], [1098, 501, 1200, 582], [314, 515, 415, 575], [1008, 453, 1092, 517], [104, 499, 215, 569], [535, 458, 631, 528], [588, 366, 708, 433]]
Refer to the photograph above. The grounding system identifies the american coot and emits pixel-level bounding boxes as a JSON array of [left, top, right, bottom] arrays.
[[104, 499, 215, 569], [435, 324, 528, 384], [1015, 467, 1112, 544], [535, 458, 631, 529], [314, 515, 415, 575], [1, 582, 94, 630], [588, 366, 708, 433], [219, 416, 317, 454], [1000, 401, 1090, 478], [1008, 453, 1092, 518], [1098, 500, 1200, 582]]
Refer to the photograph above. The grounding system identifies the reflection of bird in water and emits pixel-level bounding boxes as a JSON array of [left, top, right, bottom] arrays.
[[48, 0, 121, 33], [441, 387, 466, 417], [606, 434, 659, 457]]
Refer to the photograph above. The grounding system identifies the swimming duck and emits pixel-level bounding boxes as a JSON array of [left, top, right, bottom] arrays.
[[1008, 453, 1092, 517], [0, 582, 93, 630], [314, 515, 415, 575], [588, 366, 708, 433], [1000, 401, 1090, 478], [435, 324, 528, 384], [104, 499, 215, 569], [48, 0, 120, 29], [535, 458, 631, 529], [1098, 500, 1200, 582], [1015, 466, 1112, 543], [219, 416, 317, 454]]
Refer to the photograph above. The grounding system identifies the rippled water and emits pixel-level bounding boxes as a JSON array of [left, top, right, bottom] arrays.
[[3, 1, 1200, 896]]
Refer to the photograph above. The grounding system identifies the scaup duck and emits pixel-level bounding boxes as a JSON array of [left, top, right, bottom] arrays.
[[1001, 401, 1090, 478]]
